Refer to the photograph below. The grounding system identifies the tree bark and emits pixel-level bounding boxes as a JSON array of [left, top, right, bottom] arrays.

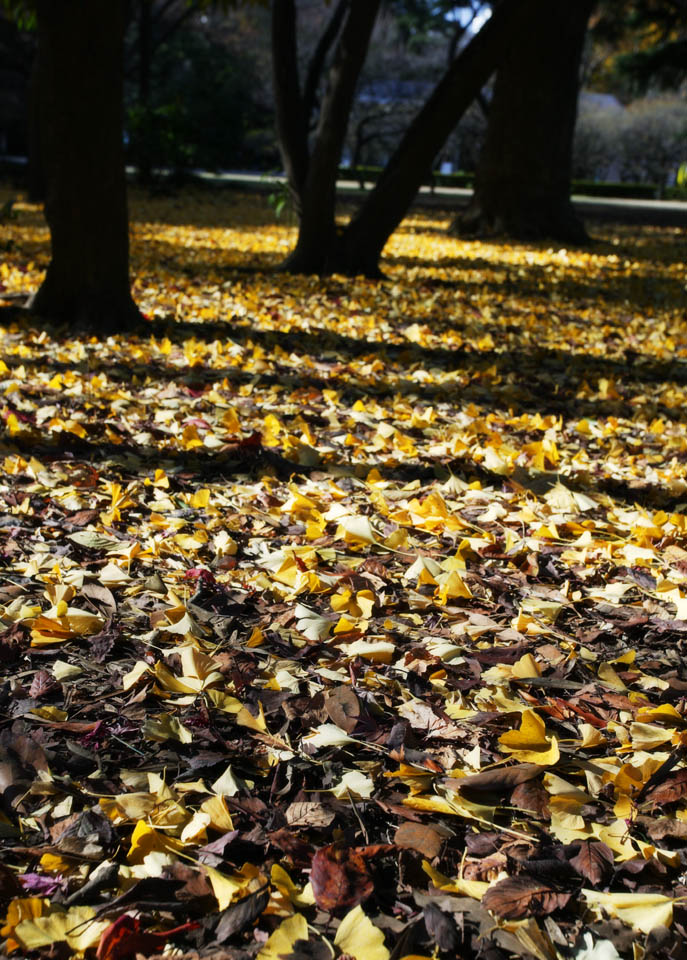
[[276, 0, 381, 274], [302, 0, 348, 133], [452, 0, 595, 243], [332, 0, 539, 276], [28, 0, 141, 333], [26, 52, 44, 203], [272, 0, 309, 213]]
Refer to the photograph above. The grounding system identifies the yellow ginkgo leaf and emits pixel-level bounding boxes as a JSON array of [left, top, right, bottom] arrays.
[[334, 905, 390, 960], [205, 865, 246, 910], [583, 890, 675, 934], [1, 898, 48, 953], [336, 515, 378, 545], [422, 861, 490, 900], [256, 913, 308, 960], [498, 709, 560, 765], [14, 905, 109, 953]]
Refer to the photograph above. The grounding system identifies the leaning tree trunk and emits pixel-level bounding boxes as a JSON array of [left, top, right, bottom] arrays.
[[452, 0, 595, 243], [332, 0, 538, 276], [28, 0, 141, 333]]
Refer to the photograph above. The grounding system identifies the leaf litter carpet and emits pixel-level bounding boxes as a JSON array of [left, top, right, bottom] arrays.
[[1, 188, 687, 960]]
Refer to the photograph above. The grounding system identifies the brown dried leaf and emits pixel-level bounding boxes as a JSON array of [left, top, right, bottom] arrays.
[[510, 779, 550, 819], [447, 763, 542, 795], [285, 801, 335, 828], [482, 876, 571, 919], [215, 887, 270, 943], [29, 669, 59, 699], [394, 821, 443, 858], [568, 840, 614, 886], [324, 686, 360, 733], [642, 768, 687, 807]]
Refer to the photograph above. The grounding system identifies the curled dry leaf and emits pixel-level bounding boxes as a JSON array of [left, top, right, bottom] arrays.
[[482, 876, 572, 919]]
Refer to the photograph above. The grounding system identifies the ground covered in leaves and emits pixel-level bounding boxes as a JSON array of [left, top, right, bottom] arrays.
[[1, 186, 687, 960]]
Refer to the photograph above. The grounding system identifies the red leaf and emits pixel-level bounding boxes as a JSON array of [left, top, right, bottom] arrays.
[[96, 915, 199, 960], [482, 876, 571, 919], [310, 844, 393, 912]]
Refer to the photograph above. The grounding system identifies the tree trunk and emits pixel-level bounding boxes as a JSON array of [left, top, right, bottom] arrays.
[[275, 0, 381, 274], [26, 53, 45, 203], [28, 0, 141, 333], [272, 0, 309, 213], [452, 0, 595, 243], [332, 0, 539, 276]]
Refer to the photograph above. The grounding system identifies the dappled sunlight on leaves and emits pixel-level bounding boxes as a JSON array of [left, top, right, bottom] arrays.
[[1, 186, 687, 958]]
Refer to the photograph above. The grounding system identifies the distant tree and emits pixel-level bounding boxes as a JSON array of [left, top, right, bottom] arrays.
[[28, 0, 141, 332], [452, 0, 595, 243]]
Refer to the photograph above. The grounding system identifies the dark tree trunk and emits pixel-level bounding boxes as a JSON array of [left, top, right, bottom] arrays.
[[26, 53, 44, 203], [272, 0, 309, 212], [28, 0, 141, 333], [273, 0, 381, 274], [332, 0, 538, 276], [453, 0, 595, 243], [302, 0, 348, 133]]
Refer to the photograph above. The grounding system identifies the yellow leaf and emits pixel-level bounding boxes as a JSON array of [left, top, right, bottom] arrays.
[[205, 865, 245, 910], [190, 488, 211, 508], [143, 713, 193, 743], [499, 709, 560, 765], [205, 689, 243, 713], [436, 570, 472, 602], [30, 706, 68, 722], [236, 702, 267, 732], [583, 890, 675, 933], [422, 861, 489, 900], [256, 913, 308, 960], [14, 905, 109, 953], [200, 794, 235, 832], [334, 905, 389, 960], [127, 821, 186, 864], [1, 898, 48, 953], [271, 863, 316, 907], [511, 653, 541, 678], [336, 515, 378, 546], [599, 662, 627, 690]]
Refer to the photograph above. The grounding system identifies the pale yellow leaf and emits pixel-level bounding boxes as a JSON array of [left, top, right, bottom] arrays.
[[256, 913, 309, 960], [334, 905, 389, 960]]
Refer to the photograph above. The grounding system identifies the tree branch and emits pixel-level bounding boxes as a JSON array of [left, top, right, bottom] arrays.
[[302, 0, 349, 132]]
